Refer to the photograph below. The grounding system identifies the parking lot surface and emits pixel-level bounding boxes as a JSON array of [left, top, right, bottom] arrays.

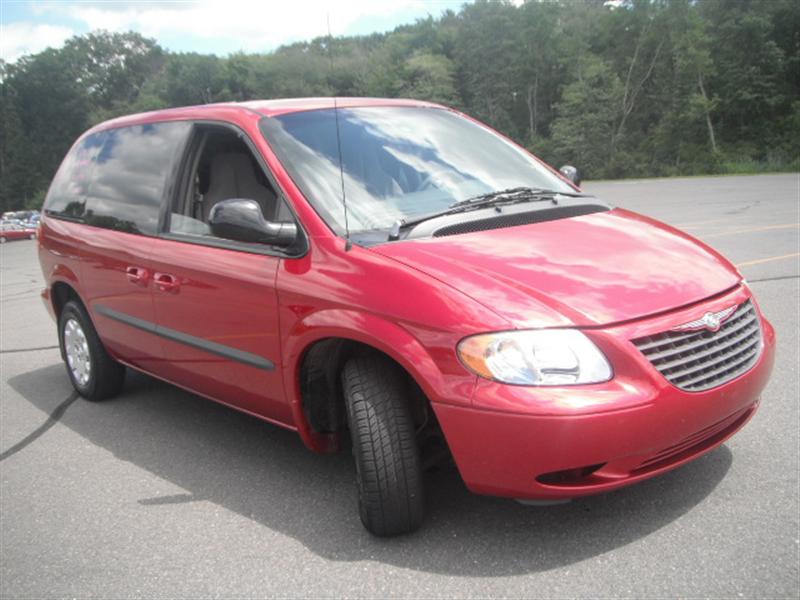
[[1, 173, 798, 598]]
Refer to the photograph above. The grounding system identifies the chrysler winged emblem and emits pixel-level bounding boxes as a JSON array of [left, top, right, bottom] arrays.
[[671, 305, 737, 333]]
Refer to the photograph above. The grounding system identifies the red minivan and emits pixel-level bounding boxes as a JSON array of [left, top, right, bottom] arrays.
[[38, 98, 775, 535]]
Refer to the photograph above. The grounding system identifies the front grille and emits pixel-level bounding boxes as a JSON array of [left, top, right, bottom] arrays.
[[632, 300, 762, 392]]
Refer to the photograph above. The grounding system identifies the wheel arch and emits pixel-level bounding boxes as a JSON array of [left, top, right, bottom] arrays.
[[50, 280, 91, 361], [51, 279, 87, 320], [284, 309, 460, 453]]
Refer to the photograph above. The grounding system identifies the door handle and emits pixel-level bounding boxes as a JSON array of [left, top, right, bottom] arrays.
[[126, 266, 149, 286], [154, 272, 180, 293]]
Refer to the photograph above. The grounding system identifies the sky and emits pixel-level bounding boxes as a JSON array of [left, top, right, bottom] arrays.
[[0, 0, 467, 63]]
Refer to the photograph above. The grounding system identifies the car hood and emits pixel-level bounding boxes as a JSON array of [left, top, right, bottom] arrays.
[[371, 208, 741, 328]]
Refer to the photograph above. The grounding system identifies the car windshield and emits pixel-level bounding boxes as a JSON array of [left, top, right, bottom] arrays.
[[259, 106, 573, 236]]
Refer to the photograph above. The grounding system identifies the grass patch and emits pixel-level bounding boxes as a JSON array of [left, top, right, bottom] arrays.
[[720, 157, 800, 175]]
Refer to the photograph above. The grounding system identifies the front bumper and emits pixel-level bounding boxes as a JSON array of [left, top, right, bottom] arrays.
[[433, 286, 776, 500]]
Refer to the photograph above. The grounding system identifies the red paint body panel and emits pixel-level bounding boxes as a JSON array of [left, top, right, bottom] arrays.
[[146, 236, 291, 424], [53, 222, 165, 372], [437, 317, 774, 499], [372, 208, 741, 328], [431, 285, 775, 499], [37, 98, 777, 505], [276, 235, 503, 410]]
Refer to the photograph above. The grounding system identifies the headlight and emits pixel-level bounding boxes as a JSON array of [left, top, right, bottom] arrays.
[[457, 329, 612, 386]]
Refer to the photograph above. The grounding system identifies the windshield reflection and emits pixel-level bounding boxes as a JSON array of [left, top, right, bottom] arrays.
[[260, 107, 572, 235]]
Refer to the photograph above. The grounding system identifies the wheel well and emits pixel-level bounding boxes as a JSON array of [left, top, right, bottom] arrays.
[[298, 338, 431, 437], [51, 281, 83, 319]]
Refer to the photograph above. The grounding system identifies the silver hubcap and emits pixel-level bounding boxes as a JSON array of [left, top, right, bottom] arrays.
[[64, 318, 91, 386]]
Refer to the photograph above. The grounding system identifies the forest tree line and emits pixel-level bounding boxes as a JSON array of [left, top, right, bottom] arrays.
[[1, 0, 798, 212]]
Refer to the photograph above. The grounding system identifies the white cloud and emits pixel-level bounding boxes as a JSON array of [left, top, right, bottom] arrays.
[[0, 22, 75, 63], [66, 0, 426, 52]]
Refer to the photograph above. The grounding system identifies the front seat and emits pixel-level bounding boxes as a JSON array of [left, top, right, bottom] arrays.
[[202, 152, 278, 222]]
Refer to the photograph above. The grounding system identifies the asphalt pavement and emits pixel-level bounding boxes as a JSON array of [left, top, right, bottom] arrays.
[[1, 173, 798, 598]]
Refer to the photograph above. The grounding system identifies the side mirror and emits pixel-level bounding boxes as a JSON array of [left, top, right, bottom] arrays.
[[209, 199, 297, 247], [559, 165, 582, 187]]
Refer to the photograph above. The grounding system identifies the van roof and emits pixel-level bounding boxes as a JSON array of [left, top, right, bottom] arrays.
[[241, 97, 443, 114], [87, 97, 445, 134]]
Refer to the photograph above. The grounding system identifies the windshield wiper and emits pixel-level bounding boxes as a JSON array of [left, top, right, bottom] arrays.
[[449, 186, 587, 209], [449, 186, 548, 209], [387, 187, 586, 240]]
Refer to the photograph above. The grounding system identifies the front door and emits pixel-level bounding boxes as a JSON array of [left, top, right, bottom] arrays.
[[147, 123, 293, 425], [147, 238, 288, 423]]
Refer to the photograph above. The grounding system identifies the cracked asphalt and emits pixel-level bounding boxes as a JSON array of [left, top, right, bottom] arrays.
[[1, 173, 798, 598]]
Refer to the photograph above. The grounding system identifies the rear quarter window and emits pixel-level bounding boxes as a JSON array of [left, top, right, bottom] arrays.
[[84, 121, 191, 235], [43, 132, 106, 219]]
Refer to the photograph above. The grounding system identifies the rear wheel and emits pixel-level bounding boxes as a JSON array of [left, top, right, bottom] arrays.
[[58, 300, 125, 401], [342, 354, 424, 536], [0, 237, 6, 244]]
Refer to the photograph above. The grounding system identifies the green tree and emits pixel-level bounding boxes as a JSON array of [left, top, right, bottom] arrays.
[[515, 1, 563, 142], [1, 48, 90, 211], [453, 0, 521, 135], [700, 0, 787, 151], [551, 57, 624, 178], [0, 81, 37, 212], [1, 0, 798, 208], [164, 53, 226, 105], [63, 31, 164, 121], [399, 52, 459, 105], [670, 1, 720, 155]]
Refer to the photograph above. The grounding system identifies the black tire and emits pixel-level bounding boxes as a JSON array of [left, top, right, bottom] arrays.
[[58, 300, 125, 401], [342, 354, 424, 536]]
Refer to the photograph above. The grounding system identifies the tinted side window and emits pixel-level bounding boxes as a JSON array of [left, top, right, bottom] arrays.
[[84, 122, 190, 235], [43, 132, 106, 219]]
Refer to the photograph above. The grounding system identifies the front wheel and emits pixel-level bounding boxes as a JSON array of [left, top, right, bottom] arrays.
[[58, 300, 125, 401], [342, 354, 424, 536]]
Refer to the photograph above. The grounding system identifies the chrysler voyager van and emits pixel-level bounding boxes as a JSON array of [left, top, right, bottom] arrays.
[[38, 98, 775, 536]]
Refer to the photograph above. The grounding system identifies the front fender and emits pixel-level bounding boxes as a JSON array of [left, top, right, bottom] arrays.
[[282, 308, 476, 452]]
